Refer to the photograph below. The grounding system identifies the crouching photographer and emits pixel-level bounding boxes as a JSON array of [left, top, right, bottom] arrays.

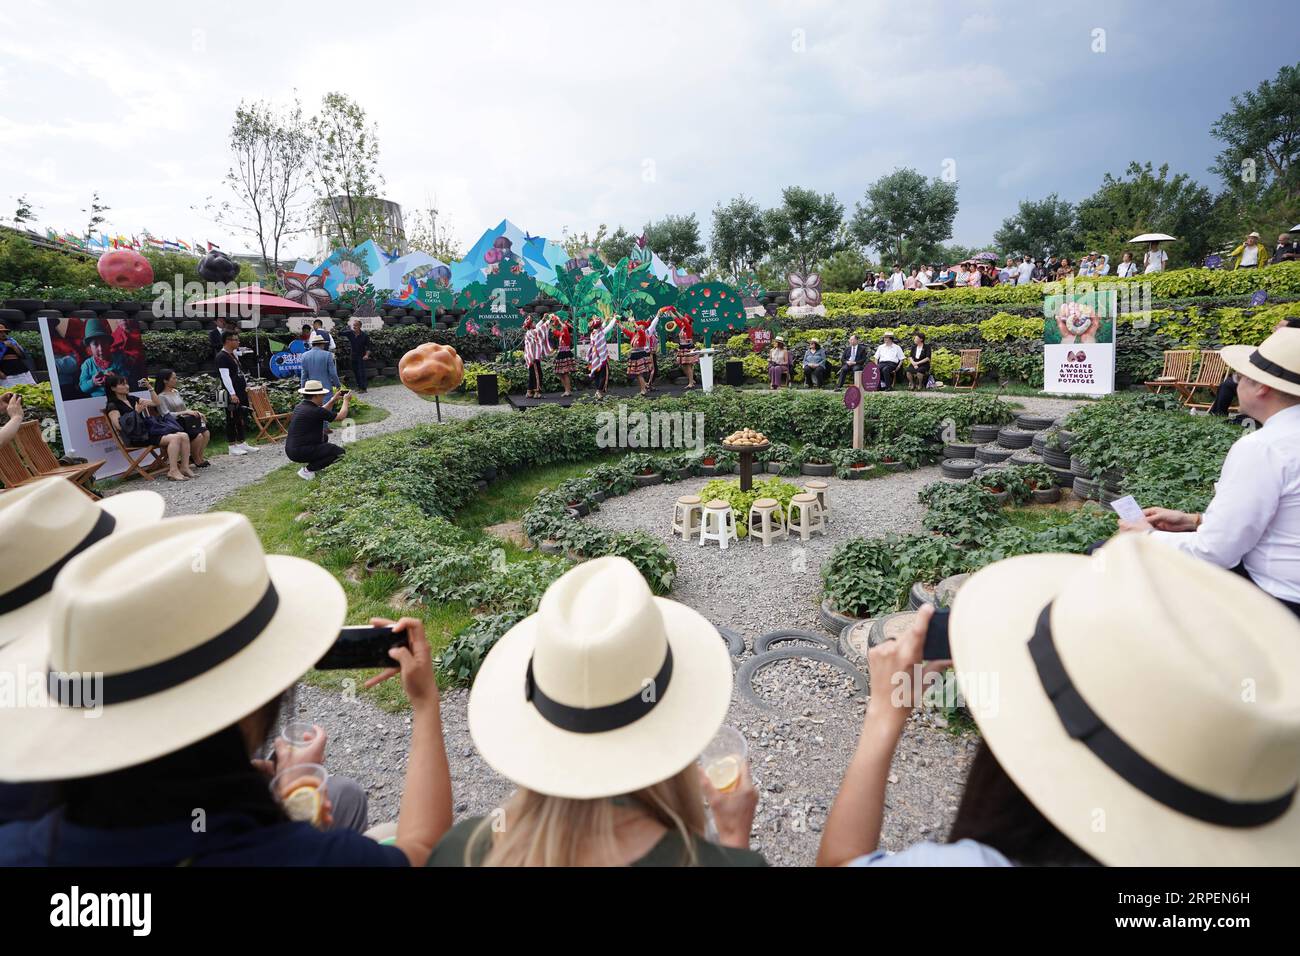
[[286, 380, 350, 481]]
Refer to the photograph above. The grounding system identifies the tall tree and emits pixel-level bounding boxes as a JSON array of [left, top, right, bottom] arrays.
[[560, 224, 609, 258], [993, 194, 1080, 258], [643, 213, 706, 274], [211, 98, 313, 275], [82, 192, 109, 238], [710, 195, 769, 279], [1076, 161, 1216, 266], [598, 226, 637, 265], [310, 92, 388, 250], [764, 186, 844, 277], [850, 168, 958, 268], [9, 194, 35, 229], [1211, 62, 1300, 203], [405, 205, 463, 262]]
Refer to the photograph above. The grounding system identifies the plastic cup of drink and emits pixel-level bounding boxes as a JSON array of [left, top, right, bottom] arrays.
[[280, 721, 318, 751], [271, 763, 328, 827], [700, 725, 747, 793]]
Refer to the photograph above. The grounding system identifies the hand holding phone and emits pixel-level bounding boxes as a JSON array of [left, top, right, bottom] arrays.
[[315, 625, 409, 670]]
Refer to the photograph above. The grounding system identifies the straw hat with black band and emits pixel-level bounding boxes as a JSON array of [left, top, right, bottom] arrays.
[[0, 512, 345, 780], [467, 556, 733, 800], [298, 379, 330, 396], [950, 534, 1300, 866], [0, 478, 164, 648], [1220, 327, 1300, 398]]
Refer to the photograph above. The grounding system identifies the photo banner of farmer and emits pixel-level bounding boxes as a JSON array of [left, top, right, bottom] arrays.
[[1042, 288, 1118, 396], [37, 315, 150, 479]]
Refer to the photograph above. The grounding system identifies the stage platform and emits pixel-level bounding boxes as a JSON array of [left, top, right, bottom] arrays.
[[503, 380, 699, 410]]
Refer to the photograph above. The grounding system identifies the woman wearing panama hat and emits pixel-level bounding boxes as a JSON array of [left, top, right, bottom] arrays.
[[0, 512, 452, 865], [427, 556, 766, 867], [819, 535, 1300, 867], [1120, 326, 1300, 617]]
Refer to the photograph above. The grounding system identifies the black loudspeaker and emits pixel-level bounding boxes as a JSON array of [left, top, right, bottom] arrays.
[[477, 373, 499, 406], [725, 360, 744, 387]]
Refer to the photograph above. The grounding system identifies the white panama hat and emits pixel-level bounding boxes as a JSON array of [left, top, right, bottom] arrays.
[[1221, 327, 1300, 399], [950, 534, 1300, 866], [298, 379, 330, 395], [468, 556, 733, 800], [0, 478, 164, 648], [0, 511, 346, 781]]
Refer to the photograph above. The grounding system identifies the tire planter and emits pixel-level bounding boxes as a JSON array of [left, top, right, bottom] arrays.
[[935, 573, 971, 607], [1069, 456, 1092, 478], [943, 442, 978, 459], [940, 458, 979, 480], [590, 489, 609, 504], [970, 423, 1002, 444], [868, 611, 919, 648], [839, 621, 872, 664], [820, 597, 868, 636], [632, 472, 664, 487], [987, 489, 1012, 507], [801, 462, 834, 477], [565, 502, 591, 517], [2, 299, 41, 314], [1049, 465, 1075, 487], [1014, 414, 1055, 431], [1009, 450, 1042, 466], [1042, 447, 1071, 469], [975, 443, 1014, 464], [908, 581, 937, 610], [881, 460, 906, 472], [674, 467, 693, 481], [737, 647, 870, 711], [846, 465, 871, 480], [1056, 430, 1076, 450], [996, 427, 1034, 449], [767, 462, 790, 474], [1100, 469, 1124, 489], [1099, 486, 1124, 504], [717, 625, 746, 657], [1031, 430, 1055, 453], [754, 628, 839, 654], [1072, 476, 1100, 500], [1031, 486, 1062, 504]]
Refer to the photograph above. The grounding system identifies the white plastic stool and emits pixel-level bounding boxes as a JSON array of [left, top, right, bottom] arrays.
[[672, 495, 703, 540], [787, 493, 826, 542], [802, 480, 830, 521], [699, 499, 739, 550], [747, 498, 787, 548]]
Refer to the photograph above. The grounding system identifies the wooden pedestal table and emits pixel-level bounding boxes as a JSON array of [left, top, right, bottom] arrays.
[[722, 439, 769, 493]]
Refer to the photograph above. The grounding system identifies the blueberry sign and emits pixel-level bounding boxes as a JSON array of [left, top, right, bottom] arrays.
[[269, 350, 303, 379], [1251, 289, 1268, 307]]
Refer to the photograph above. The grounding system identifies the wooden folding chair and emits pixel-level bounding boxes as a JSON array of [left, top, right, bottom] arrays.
[[952, 349, 982, 391], [1176, 351, 1228, 411], [0, 442, 43, 493], [13, 421, 104, 499], [247, 385, 291, 442], [105, 413, 168, 481], [1144, 350, 1194, 395]]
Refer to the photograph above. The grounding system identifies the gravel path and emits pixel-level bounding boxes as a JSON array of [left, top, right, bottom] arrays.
[[104, 385, 504, 515]]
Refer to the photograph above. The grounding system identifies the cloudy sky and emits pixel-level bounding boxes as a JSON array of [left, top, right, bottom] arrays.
[[1, 0, 1293, 260]]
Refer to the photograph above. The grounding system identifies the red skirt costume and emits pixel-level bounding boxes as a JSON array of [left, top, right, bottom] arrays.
[[625, 320, 653, 377], [549, 316, 576, 375], [670, 310, 699, 366]]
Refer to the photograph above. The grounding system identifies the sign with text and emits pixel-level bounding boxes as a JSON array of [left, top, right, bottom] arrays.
[[1043, 289, 1117, 397]]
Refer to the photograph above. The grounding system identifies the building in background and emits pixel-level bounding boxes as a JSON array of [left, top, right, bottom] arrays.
[[314, 197, 405, 260]]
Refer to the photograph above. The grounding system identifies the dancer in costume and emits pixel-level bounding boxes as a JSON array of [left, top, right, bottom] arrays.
[[586, 316, 618, 399], [620, 312, 661, 398], [522, 317, 552, 399], [662, 307, 698, 390], [548, 313, 576, 398]]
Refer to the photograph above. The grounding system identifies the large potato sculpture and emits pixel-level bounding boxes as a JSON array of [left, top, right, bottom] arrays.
[[96, 249, 154, 289], [399, 341, 464, 396]]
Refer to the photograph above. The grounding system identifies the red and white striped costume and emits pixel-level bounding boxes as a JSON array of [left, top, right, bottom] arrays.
[[523, 323, 552, 364], [587, 319, 616, 374]]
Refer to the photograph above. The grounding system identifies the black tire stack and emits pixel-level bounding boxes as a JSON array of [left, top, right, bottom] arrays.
[[940, 457, 979, 479]]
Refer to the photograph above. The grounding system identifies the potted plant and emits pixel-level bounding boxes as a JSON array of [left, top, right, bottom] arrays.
[[833, 447, 876, 479], [624, 453, 664, 487], [1019, 463, 1062, 504], [799, 445, 834, 477], [698, 443, 734, 477], [763, 441, 793, 474]]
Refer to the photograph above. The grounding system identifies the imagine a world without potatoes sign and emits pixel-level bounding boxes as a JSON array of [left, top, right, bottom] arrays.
[[1042, 289, 1118, 396]]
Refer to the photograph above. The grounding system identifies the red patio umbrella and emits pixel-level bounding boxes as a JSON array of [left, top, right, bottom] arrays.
[[187, 284, 315, 316]]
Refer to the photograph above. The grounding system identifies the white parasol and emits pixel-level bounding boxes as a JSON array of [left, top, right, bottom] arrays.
[[1128, 233, 1177, 243]]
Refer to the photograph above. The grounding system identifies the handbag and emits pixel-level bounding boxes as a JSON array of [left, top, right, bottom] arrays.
[[145, 413, 184, 440]]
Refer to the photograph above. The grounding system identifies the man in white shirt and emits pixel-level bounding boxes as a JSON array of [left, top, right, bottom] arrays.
[[1120, 327, 1300, 617], [1017, 256, 1035, 285], [1143, 242, 1167, 274], [888, 266, 906, 292], [874, 333, 904, 391]]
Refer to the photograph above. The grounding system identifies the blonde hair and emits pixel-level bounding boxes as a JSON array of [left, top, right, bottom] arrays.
[[465, 766, 707, 867]]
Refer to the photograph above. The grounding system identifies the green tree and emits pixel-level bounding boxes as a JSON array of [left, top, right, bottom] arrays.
[[11, 194, 36, 229], [211, 98, 314, 275], [82, 192, 109, 238], [560, 224, 608, 258], [930, 242, 985, 267], [710, 194, 769, 279], [764, 186, 844, 277], [310, 92, 388, 249], [850, 168, 958, 268], [1076, 161, 1216, 266], [643, 213, 706, 274], [993, 194, 1080, 259], [817, 248, 868, 292], [1211, 62, 1300, 203], [598, 226, 637, 265], [0, 234, 99, 287]]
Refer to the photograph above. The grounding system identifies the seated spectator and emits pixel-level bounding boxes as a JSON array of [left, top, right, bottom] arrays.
[[427, 556, 764, 867], [768, 338, 791, 389], [0, 392, 20, 450], [818, 535, 1300, 866], [838, 334, 867, 388], [802, 339, 828, 388], [286, 380, 350, 481], [1270, 232, 1298, 265], [874, 333, 903, 390], [0, 321, 34, 387], [149, 369, 209, 468], [1123, 326, 1300, 618], [905, 333, 932, 390], [0, 512, 451, 866], [103, 373, 193, 482]]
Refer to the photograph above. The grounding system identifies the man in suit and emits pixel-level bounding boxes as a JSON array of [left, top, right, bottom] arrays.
[[339, 318, 372, 392], [838, 334, 867, 388], [300, 333, 342, 401], [209, 317, 229, 359]]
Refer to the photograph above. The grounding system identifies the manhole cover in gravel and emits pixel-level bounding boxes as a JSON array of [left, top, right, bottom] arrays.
[[737, 648, 869, 713]]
